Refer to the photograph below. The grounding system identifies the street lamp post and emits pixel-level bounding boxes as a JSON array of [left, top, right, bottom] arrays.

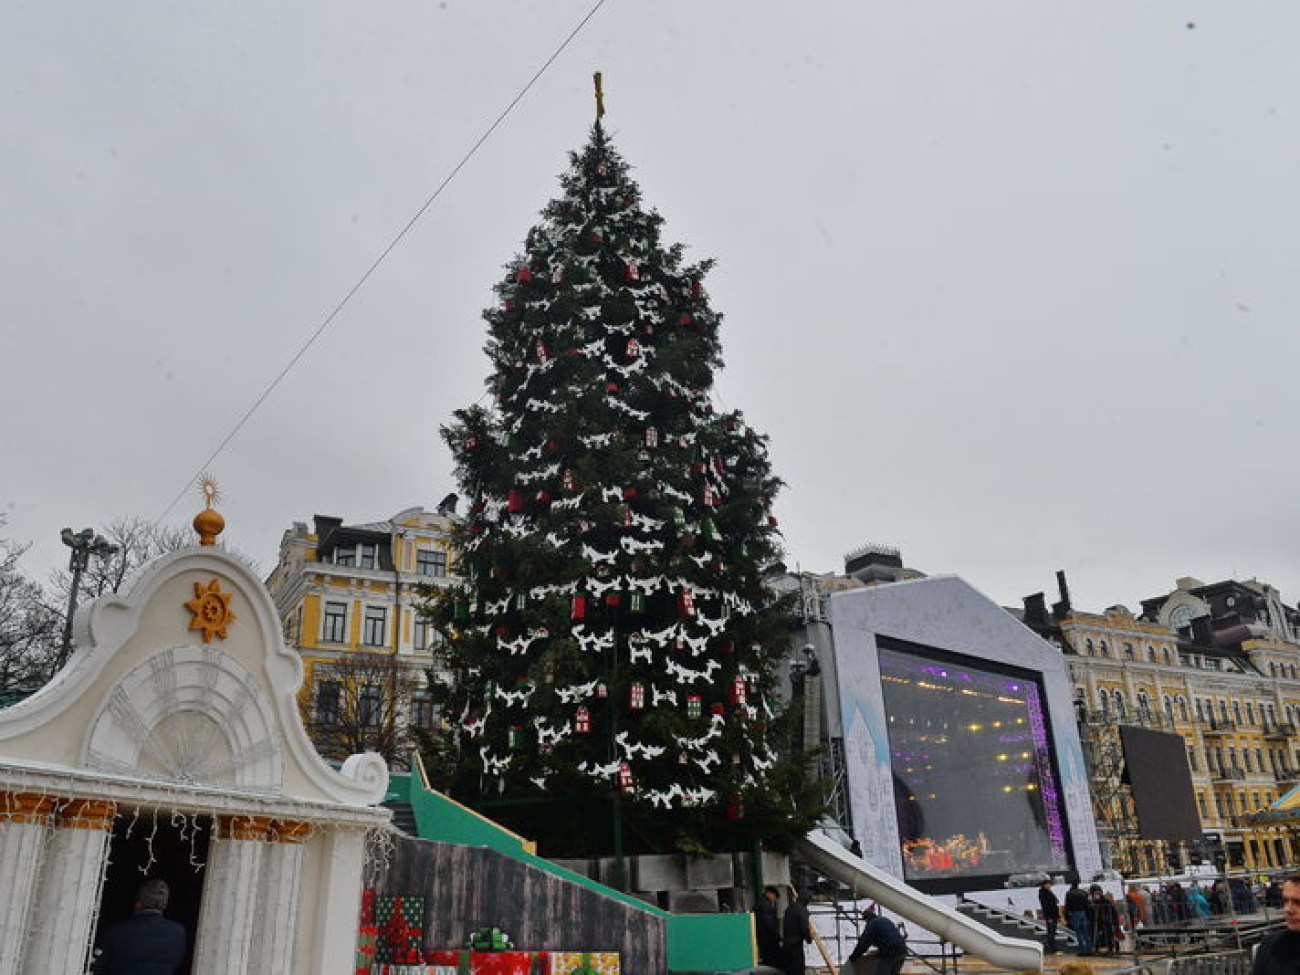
[[56, 527, 119, 671]]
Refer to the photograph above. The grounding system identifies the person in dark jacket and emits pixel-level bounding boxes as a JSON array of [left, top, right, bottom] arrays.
[[1064, 880, 1094, 956], [1038, 880, 1061, 953], [92, 878, 186, 975], [1089, 886, 1119, 955], [755, 885, 783, 967], [781, 886, 811, 975], [1253, 874, 1300, 975], [848, 907, 908, 975]]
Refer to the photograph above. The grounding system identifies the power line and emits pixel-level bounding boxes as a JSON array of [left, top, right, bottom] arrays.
[[157, 0, 611, 525]]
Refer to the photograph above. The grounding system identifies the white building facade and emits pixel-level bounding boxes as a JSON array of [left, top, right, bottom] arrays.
[[0, 537, 389, 974]]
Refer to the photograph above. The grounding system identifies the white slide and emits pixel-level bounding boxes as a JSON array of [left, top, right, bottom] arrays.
[[796, 831, 1044, 973]]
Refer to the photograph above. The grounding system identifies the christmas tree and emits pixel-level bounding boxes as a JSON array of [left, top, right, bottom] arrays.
[[432, 112, 818, 857]]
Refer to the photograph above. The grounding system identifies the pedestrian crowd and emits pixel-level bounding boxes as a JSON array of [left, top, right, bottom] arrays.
[[1041, 875, 1286, 957]]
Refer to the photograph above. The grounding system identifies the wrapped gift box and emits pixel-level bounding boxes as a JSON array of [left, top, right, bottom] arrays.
[[426, 950, 467, 967], [545, 952, 619, 975], [469, 951, 536, 975]]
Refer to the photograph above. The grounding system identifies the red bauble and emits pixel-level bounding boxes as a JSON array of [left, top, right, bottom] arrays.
[[516, 267, 533, 283]]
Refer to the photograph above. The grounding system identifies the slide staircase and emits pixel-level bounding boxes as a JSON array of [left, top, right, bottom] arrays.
[[956, 898, 1078, 950], [795, 831, 1044, 972]]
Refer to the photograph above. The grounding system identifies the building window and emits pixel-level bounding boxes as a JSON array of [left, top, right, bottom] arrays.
[[412, 616, 435, 653], [334, 546, 356, 567], [1124, 642, 1135, 660], [411, 690, 435, 728], [1098, 689, 1111, 714], [1114, 691, 1127, 718], [317, 680, 341, 724], [1178, 697, 1189, 722], [363, 606, 387, 647], [358, 543, 378, 570], [1198, 793, 1209, 818], [1085, 639, 1094, 656], [359, 684, 382, 727], [322, 602, 348, 643], [1099, 641, 1110, 658], [416, 548, 447, 578]]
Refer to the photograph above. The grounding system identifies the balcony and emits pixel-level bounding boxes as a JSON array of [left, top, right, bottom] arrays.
[[1211, 767, 1246, 783], [1264, 722, 1297, 740], [1276, 768, 1300, 789], [1201, 718, 1238, 737]]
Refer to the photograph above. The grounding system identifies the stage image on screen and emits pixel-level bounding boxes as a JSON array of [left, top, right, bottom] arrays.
[[878, 637, 1072, 889]]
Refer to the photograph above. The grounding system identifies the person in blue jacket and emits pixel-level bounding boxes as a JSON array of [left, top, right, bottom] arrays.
[[92, 878, 186, 975], [848, 907, 908, 975]]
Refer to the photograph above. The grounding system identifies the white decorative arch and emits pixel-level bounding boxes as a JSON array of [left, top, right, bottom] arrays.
[[82, 645, 282, 792]]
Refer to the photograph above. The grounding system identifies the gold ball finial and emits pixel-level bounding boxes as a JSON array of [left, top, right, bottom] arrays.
[[193, 474, 225, 546]]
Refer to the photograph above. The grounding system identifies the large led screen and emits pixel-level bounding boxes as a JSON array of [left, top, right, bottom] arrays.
[[1119, 725, 1201, 841], [878, 636, 1071, 889]]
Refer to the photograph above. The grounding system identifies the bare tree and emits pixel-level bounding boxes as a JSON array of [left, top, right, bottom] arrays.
[[49, 516, 259, 600], [297, 651, 423, 769], [0, 521, 62, 697]]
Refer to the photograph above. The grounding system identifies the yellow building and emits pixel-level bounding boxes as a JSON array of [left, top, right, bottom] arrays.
[[264, 505, 459, 768], [1057, 578, 1300, 875]]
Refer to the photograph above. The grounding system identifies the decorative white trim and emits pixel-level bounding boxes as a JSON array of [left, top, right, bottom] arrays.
[[0, 819, 48, 975], [250, 838, 305, 972], [82, 645, 283, 792], [19, 819, 112, 975], [0, 547, 388, 807], [193, 832, 266, 975]]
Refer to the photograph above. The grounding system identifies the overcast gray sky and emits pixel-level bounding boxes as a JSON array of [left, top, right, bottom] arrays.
[[5, 1, 1299, 614]]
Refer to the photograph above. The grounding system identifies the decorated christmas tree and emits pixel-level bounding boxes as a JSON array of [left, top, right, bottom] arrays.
[[432, 100, 818, 857]]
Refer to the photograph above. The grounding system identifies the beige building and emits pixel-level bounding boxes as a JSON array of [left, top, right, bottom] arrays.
[[264, 505, 459, 768], [1049, 576, 1300, 874]]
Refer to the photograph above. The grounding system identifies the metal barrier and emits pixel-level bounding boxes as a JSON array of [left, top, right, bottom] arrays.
[[1167, 950, 1252, 975]]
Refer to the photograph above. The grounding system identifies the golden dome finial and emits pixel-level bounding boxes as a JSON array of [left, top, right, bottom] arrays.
[[193, 473, 226, 546]]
